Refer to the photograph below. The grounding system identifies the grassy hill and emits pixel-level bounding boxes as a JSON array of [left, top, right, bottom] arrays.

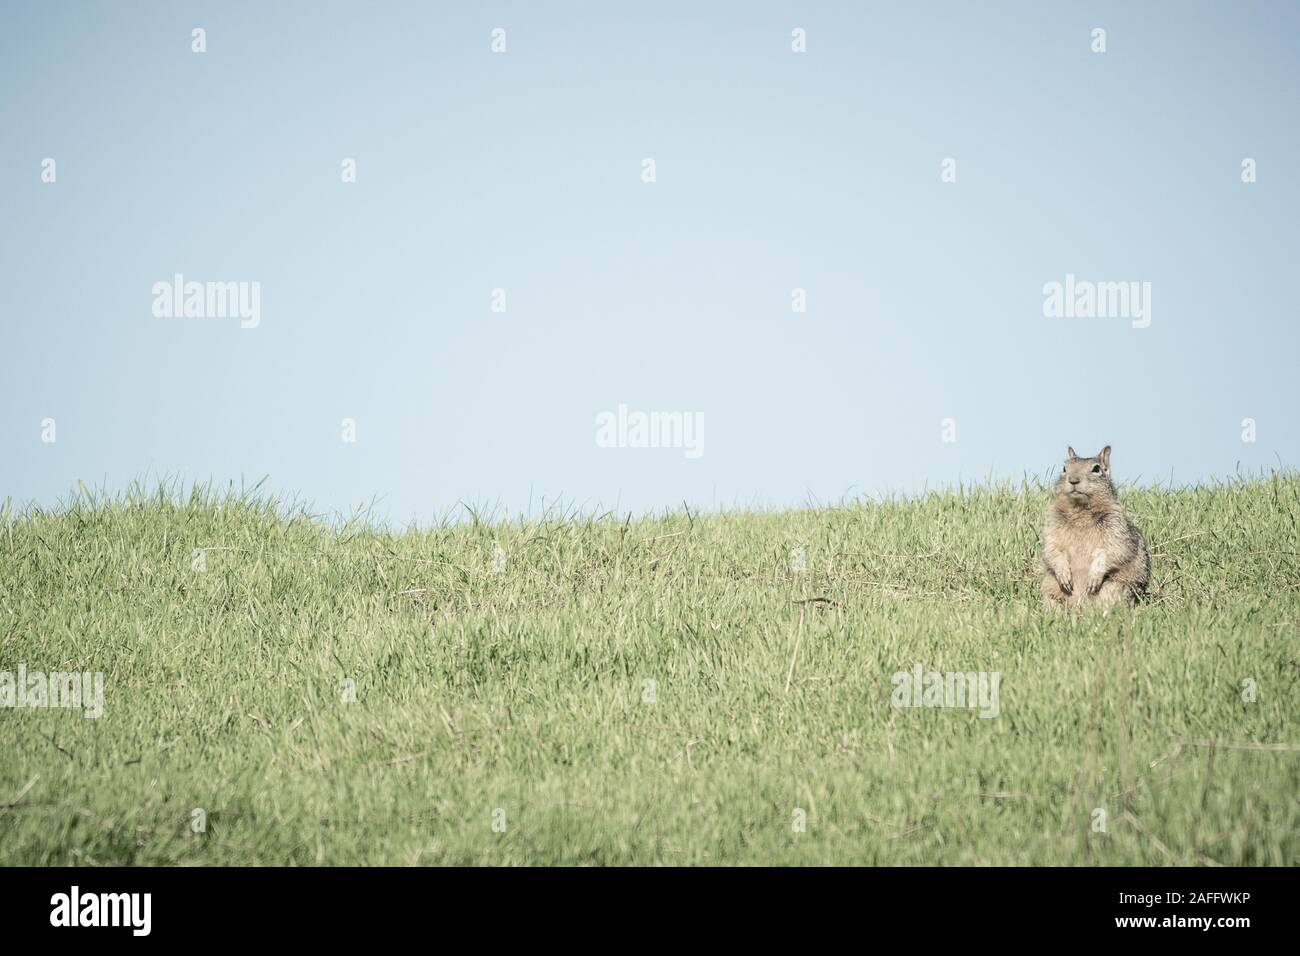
[[1, 475, 1297, 865]]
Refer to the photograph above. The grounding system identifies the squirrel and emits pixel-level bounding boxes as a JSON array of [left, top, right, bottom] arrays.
[[1041, 445, 1150, 612]]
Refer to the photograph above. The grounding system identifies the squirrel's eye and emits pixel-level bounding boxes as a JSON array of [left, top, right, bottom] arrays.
[[1092, 465, 1101, 473]]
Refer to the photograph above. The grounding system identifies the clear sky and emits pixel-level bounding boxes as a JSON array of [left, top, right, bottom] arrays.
[[3, 1, 1297, 523]]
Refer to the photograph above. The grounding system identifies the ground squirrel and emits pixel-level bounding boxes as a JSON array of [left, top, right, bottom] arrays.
[[1041, 446, 1150, 612]]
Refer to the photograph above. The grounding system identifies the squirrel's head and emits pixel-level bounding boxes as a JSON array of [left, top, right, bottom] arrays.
[[1055, 445, 1117, 506]]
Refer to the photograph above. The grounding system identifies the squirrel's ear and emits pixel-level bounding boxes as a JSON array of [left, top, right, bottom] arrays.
[[1067, 446, 1077, 460], [1099, 446, 1112, 471]]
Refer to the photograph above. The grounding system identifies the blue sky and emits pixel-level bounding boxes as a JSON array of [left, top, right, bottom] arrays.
[[3, 1, 1297, 523]]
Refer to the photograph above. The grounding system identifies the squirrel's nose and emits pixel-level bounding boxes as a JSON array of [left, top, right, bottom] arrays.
[[1068, 477, 1081, 485]]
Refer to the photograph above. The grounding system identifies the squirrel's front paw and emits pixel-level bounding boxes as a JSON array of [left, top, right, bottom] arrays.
[[1055, 567, 1073, 594], [1086, 550, 1109, 594]]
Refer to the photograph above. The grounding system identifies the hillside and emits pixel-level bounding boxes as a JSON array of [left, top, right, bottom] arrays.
[[1, 475, 1297, 865]]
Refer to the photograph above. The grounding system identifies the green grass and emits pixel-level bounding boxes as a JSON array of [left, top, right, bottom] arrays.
[[1, 474, 1297, 866]]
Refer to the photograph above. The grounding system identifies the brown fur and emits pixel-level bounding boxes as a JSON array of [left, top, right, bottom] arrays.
[[1041, 445, 1150, 612]]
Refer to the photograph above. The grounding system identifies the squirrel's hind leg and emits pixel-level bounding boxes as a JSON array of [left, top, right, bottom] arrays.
[[1096, 578, 1134, 613]]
